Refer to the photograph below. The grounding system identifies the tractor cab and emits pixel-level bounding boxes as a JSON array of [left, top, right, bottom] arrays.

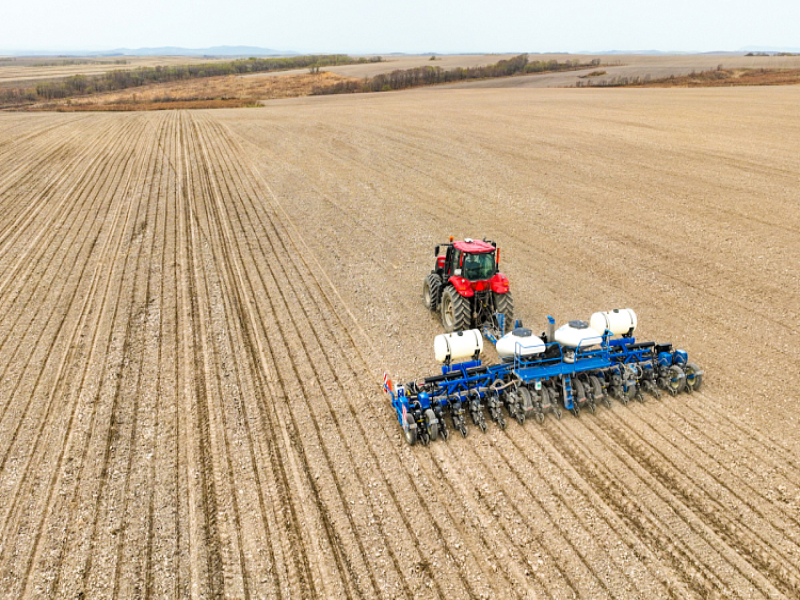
[[436, 238, 497, 282]]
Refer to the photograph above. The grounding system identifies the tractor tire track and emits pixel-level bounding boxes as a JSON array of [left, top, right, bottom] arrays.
[[3, 87, 800, 599], [667, 394, 800, 489], [27, 114, 162, 600], [653, 399, 800, 521], [545, 413, 764, 599], [0, 114, 151, 549], [145, 111, 185, 600], [556, 412, 786, 599], [202, 113, 506, 600], [634, 399, 800, 540], [594, 404, 800, 597], [192, 113, 413, 598], [174, 111, 228, 599], [0, 114, 157, 598]]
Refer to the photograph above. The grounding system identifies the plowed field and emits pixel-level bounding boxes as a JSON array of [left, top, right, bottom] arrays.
[[1, 86, 799, 599]]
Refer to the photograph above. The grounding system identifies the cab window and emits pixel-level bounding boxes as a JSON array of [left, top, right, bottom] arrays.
[[450, 250, 461, 275], [462, 252, 496, 281]]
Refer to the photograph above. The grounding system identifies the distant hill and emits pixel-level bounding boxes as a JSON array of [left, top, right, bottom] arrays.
[[104, 46, 298, 57], [739, 45, 800, 53], [1, 46, 297, 57], [587, 50, 689, 55]]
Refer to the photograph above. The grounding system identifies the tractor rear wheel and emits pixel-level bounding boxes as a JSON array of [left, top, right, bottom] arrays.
[[493, 291, 514, 333], [440, 286, 471, 332], [423, 274, 442, 311]]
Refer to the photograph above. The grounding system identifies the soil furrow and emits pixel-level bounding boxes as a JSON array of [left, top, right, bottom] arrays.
[[0, 117, 137, 422], [190, 113, 379, 598], [596, 407, 800, 596], [0, 115, 152, 555], [44, 114, 163, 600], [546, 414, 754, 598], [3, 87, 800, 599], [203, 115, 504, 596], [0, 114, 157, 598], [212, 115, 552, 596], [575, 414, 784, 598], [652, 400, 800, 520]]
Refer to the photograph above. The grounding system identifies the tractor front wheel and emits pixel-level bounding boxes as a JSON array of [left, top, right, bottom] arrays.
[[423, 274, 442, 311], [440, 286, 471, 332], [493, 291, 514, 334]]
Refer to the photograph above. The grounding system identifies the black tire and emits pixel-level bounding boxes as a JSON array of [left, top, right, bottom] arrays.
[[493, 291, 514, 333], [404, 413, 417, 446], [440, 286, 471, 332], [423, 274, 442, 311]]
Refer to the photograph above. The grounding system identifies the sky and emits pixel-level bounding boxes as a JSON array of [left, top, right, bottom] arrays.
[[2, 0, 799, 54]]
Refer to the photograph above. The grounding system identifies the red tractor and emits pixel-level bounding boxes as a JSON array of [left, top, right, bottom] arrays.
[[423, 237, 514, 333]]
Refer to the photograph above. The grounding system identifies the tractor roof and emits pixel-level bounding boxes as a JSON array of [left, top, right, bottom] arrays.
[[453, 239, 495, 254]]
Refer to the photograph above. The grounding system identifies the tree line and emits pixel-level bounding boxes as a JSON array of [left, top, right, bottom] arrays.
[[2, 55, 381, 104], [313, 55, 601, 95], [0, 88, 38, 105]]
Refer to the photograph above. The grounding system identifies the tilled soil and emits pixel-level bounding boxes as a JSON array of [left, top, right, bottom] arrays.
[[0, 86, 799, 599]]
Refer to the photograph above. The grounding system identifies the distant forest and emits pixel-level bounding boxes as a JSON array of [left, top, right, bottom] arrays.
[[312, 54, 601, 95], [0, 53, 604, 109], [1, 55, 380, 105]]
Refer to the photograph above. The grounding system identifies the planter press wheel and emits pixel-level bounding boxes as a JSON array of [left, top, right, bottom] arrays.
[[589, 375, 610, 409], [668, 365, 686, 396], [575, 379, 595, 414], [519, 387, 535, 424], [684, 362, 703, 392], [425, 409, 439, 442], [404, 413, 417, 446]]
